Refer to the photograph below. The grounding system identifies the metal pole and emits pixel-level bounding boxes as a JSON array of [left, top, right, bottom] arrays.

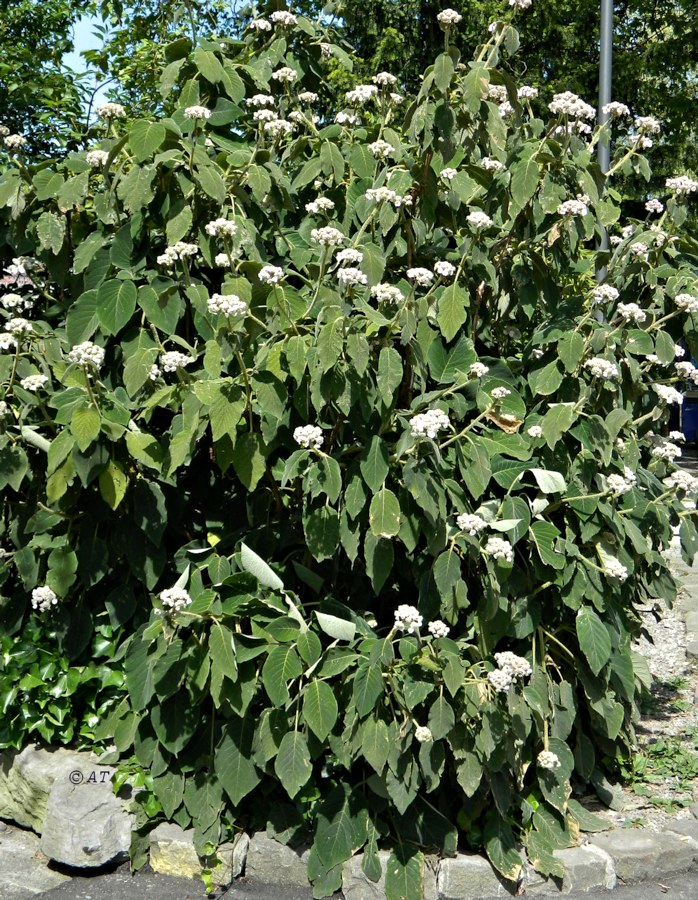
[[596, 0, 614, 281]]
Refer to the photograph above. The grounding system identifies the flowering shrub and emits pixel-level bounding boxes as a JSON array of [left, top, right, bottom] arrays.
[[1, 4, 698, 895]]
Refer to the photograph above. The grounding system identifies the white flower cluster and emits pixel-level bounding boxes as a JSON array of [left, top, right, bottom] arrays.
[[675, 293, 698, 313], [31, 585, 59, 612], [527, 425, 543, 438], [270, 10, 297, 26], [149, 364, 160, 381], [664, 470, 698, 493], [606, 468, 636, 496], [487, 85, 508, 103], [5, 317, 32, 334], [645, 198, 664, 214], [259, 265, 284, 284], [467, 210, 493, 231], [654, 383, 683, 405], [669, 430, 685, 441], [406, 267, 434, 287], [311, 226, 344, 247], [483, 537, 514, 563], [369, 139, 395, 159], [86, 149, 110, 167], [265, 118, 294, 138], [183, 105, 211, 120], [518, 85, 538, 100], [157, 242, 199, 266], [509, 0, 532, 8], [208, 294, 247, 316], [437, 9, 463, 26], [298, 91, 319, 104], [336, 248, 363, 265], [456, 513, 488, 535], [469, 362, 489, 378], [617, 302, 646, 323], [20, 374, 49, 392], [537, 751, 561, 770], [414, 725, 433, 743], [294, 424, 323, 449], [272, 67, 298, 83], [215, 253, 232, 267], [365, 187, 411, 207], [159, 587, 192, 613], [4, 134, 27, 149], [549, 91, 595, 120], [394, 604, 423, 633], [96, 103, 126, 119], [372, 284, 404, 304], [557, 196, 590, 217], [583, 357, 619, 379], [345, 84, 378, 104], [1, 293, 32, 311], [605, 559, 628, 582], [602, 101, 630, 118], [666, 176, 698, 196], [490, 386, 511, 401], [487, 651, 531, 692], [205, 218, 238, 239], [306, 197, 335, 214], [248, 18, 272, 31], [0, 334, 17, 351], [336, 267, 367, 287], [482, 157, 504, 172], [68, 341, 105, 369], [440, 167, 458, 181], [335, 112, 360, 126], [246, 94, 275, 107], [410, 409, 450, 439], [373, 71, 398, 87], [635, 116, 660, 134], [253, 109, 277, 124], [161, 350, 194, 372], [428, 619, 451, 638], [434, 261, 456, 278], [628, 242, 649, 260], [676, 361, 698, 383], [651, 442, 682, 461]]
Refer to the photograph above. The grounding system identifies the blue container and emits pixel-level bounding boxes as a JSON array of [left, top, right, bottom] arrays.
[[683, 400, 698, 443]]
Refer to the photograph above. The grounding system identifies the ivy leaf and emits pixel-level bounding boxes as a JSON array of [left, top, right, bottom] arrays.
[[576, 606, 612, 675], [274, 731, 312, 799]]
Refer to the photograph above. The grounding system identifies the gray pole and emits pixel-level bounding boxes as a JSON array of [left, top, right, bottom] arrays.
[[596, 0, 613, 278]]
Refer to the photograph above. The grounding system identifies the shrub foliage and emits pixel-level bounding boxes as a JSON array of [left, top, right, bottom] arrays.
[[1, 7, 698, 896]]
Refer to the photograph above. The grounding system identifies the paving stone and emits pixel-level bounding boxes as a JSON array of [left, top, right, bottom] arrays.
[[244, 833, 311, 888], [0, 822, 71, 898], [588, 829, 698, 884], [686, 641, 698, 660], [684, 611, 698, 635], [437, 852, 519, 899], [524, 845, 616, 895]]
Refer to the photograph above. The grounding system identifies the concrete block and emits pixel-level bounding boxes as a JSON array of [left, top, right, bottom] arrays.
[[437, 852, 519, 899], [588, 829, 698, 884], [244, 832, 310, 888]]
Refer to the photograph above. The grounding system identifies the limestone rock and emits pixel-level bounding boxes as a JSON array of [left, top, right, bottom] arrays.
[[245, 832, 310, 887], [0, 745, 90, 832], [343, 851, 438, 900], [39, 768, 135, 867], [524, 845, 616, 895], [438, 852, 520, 899], [588, 829, 698, 884], [150, 822, 248, 885]]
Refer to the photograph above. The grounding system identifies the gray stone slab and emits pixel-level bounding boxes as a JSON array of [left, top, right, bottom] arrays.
[[524, 844, 616, 895], [0, 822, 71, 898], [686, 641, 698, 659], [244, 833, 311, 888], [149, 822, 247, 884], [588, 829, 698, 884], [684, 611, 698, 634], [342, 850, 437, 900], [437, 852, 519, 899], [664, 818, 698, 842]]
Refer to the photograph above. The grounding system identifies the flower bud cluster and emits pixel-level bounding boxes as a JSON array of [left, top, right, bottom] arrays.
[[205, 218, 238, 239], [437, 9, 463, 26], [490, 386, 511, 401], [456, 513, 488, 535], [272, 67, 298, 83], [549, 91, 595, 120], [369, 139, 395, 159], [537, 751, 561, 770], [161, 350, 194, 372], [68, 341, 105, 369], [606, 468, 636, 496], [651, 442, 682, 462], [675, 293, 698, 313], [605, 559, 629, 582], [406, 267, 434, 287], [336, 267, 368, 287], [664, 470, 698, 493], [293, 425, 323, 449], [96, 103, 126, 119], [469, 362, 489, 378], [487, 651, 531, 692], [602, 102, 630, 118], [208, 294, 247, 317], [336, 248, 364, 265], [654, 383, 683, 405], [259, 265, 284, 284], [306, 198, 335, 215], [414, 726, 433, 743], [557, 197, 589, 217], [1, 293, 32, 311], [31, 585, 59, 612], [394, 604, 423, 633], [5, 317, 32, 334], [86, 149, 110, 167], [183, 105, 212, 120], [159, 587, 192, 613], [527, 425, 543, 438], [371, 284, 404, 304], [428, 620, 451, 638], [483, 537, 514, 563], [365, 187, 411, 207], [157, 242, 199, 266], [666, 176, 698, 196], [616, 302, 646, 323], [20, 374, 49, 392], [311, 226, 345, 247], [467, 210, 494, 231], [345, 85, 378, 104], [410, 409, 450, 439], [592, 285, 619, 305], [583, 357, 619, 379]]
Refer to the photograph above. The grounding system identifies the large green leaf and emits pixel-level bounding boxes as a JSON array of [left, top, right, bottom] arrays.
[[314, 784, 368, 871], [576, 607, 612, 675], [216, 728, 260, 806], [437, 283, 468, 342], [385, 847, 425, 900], [369, 488, 401, 538], [510, 146, 539, 211], [353, 662, 384, 717], [529, 520, 564, 569], [274, 731, 312, 799], [302, 680, 338, 741], [151, 695, 199, 754], [97, 279, 137, 335], [262, 645, 302, 706], [129, 120, 166, 161]]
